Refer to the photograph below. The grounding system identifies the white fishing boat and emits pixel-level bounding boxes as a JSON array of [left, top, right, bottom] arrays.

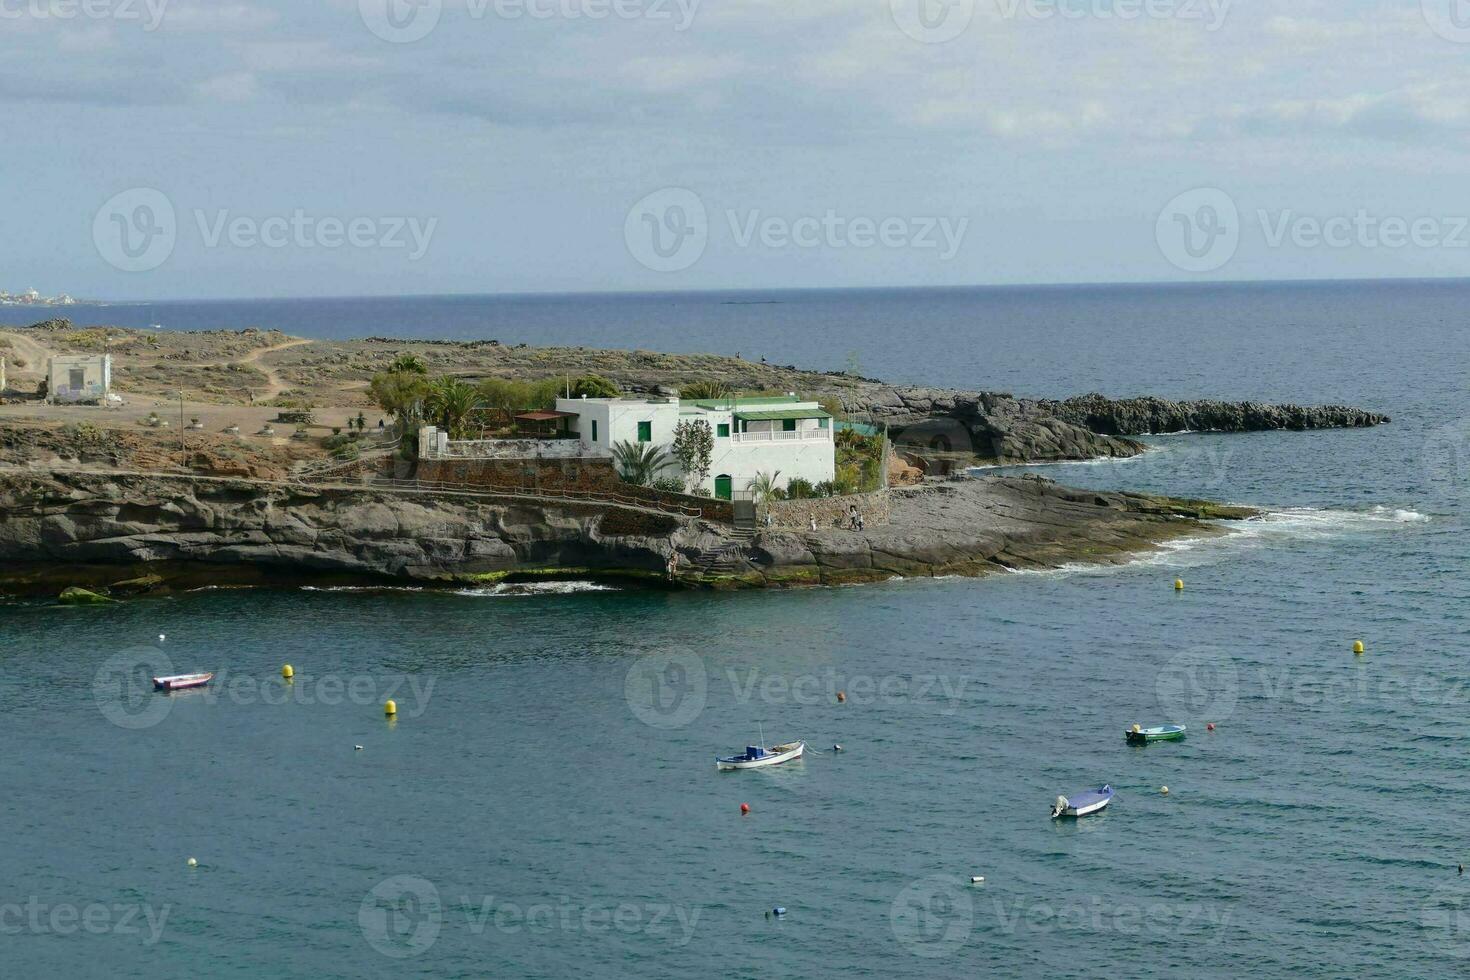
[[716, 741, 805, 771], [1050, 784, 1114, 818]]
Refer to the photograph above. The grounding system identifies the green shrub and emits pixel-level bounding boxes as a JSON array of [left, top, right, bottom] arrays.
[[651, 477, 686, 494], [570, 374, 620, 399], [786, 478, 815, 499]]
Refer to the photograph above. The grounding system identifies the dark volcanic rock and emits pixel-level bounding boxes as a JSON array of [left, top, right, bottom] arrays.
[[0, 471, 1252, 593], [840, 385, 1387, 470], [1034, 393, 1390, 435]]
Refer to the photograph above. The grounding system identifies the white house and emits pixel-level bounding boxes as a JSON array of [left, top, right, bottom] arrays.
[[554, 395, 835, 499], [47, 354, 111, 404]]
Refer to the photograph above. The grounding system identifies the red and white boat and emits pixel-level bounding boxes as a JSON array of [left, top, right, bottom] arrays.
[[153, 672, 214, 691]]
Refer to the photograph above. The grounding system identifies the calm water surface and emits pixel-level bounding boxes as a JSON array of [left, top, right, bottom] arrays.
[[3, 281, 1468, 977]]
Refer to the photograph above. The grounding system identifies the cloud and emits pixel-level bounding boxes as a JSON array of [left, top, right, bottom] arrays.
[[195, 71, 262, 103]]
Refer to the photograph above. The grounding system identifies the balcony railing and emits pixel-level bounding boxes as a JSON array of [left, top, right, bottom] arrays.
[[729, 429, 831, 444]]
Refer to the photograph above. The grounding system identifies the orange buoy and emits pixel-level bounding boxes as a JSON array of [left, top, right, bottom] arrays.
[[740, 803, 750, 815], [836, 691, 846, 703]]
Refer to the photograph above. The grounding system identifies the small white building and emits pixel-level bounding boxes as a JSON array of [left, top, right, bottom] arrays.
[[47, 354, 112, 404], [555, 395, 835, 499]]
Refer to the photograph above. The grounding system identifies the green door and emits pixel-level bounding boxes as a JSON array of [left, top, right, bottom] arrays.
[[714, 475, 732, 500]]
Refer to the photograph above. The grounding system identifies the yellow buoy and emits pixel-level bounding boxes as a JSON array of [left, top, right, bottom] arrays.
[[384, 699, 397, 716], [282, 664, 294, 679], [187, 857, 198, 867], [1174, 579, 1184, 591], [1353, 640, 1365, 655]]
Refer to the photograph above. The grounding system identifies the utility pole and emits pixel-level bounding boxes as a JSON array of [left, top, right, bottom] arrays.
[[177, 390, 186, 467]]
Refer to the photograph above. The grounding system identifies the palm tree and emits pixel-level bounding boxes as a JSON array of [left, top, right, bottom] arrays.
[[679, 380, 731, 401], [610, 440, 672, 486], [388, 354, 428, 375], [750, 470, 783, 505], [424, 377, 481, 439]]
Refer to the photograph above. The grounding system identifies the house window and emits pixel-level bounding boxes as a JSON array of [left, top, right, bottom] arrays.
[[717, 423, 729, 438], [782, 418, 797, 432], [69, 369, 85, 391], [591, 420, 598, 442], [638, 421, 652, 442]]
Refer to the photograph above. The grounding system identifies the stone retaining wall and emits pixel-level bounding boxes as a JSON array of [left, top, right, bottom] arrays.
[[415, 456, 734, 522], [766, 490, 890, 529]]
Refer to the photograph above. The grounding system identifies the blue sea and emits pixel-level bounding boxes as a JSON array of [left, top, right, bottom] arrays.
[[4, 280, 1470, 977]]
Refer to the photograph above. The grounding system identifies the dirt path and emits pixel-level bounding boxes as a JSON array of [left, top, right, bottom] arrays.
[[0, 329, 57, 381], [228, 337, 311, 401]]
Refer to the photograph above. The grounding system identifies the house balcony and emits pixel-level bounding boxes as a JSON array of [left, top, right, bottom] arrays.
[[729, 429, 832, 444]]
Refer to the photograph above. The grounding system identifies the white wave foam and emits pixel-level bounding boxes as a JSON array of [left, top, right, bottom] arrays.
[[452, 581, 618, 598], [1007, 504, 1429, 580], [299, 585, 426, 593], [965, 452, 1149, 476]]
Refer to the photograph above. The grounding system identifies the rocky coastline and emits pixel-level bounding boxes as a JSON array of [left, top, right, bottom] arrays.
[[0, 469, 1255, 597], [0, 321, 1390, 599]]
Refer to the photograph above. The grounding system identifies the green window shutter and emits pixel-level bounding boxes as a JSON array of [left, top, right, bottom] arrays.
[[782, 418, 797, 431], [717, 423, 729, 437], [638, 420, 652, 442], [591, 420, 598, 442], [818, 417, 829, 429]]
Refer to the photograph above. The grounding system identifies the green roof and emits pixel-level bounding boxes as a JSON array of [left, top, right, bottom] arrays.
[[733, 408, 833, 421], [682, 396, 806, 409]]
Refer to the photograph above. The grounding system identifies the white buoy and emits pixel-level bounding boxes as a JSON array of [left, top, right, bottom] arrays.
[[969, 876, 985, 884], [832, 744, 843, 752], [186, 857, 197, 867], [159, 634, 166, 642]]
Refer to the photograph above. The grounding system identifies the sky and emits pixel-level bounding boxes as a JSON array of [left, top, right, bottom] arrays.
[[5, 0, 1470, 299]]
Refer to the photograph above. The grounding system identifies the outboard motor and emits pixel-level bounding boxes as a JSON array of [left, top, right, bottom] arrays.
[[1051, 795, 1069, 818]]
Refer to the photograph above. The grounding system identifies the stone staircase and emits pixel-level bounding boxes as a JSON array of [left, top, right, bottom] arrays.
[[686, 542, 753, 575]]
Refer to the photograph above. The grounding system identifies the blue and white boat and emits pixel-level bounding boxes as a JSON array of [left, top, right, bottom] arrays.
[[716, 741, 805, 771], [1051, 784, 1114, 818]]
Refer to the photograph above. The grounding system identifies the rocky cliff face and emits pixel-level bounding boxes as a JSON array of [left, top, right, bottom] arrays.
[[0, 471, 702, 589], [843, 388, 1146, 469], [841, 386, 1387, 470], [0, 470, 1250, 595]]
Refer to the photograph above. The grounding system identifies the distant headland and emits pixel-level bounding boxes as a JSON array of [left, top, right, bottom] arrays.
[[0, 289, 79, 307]]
